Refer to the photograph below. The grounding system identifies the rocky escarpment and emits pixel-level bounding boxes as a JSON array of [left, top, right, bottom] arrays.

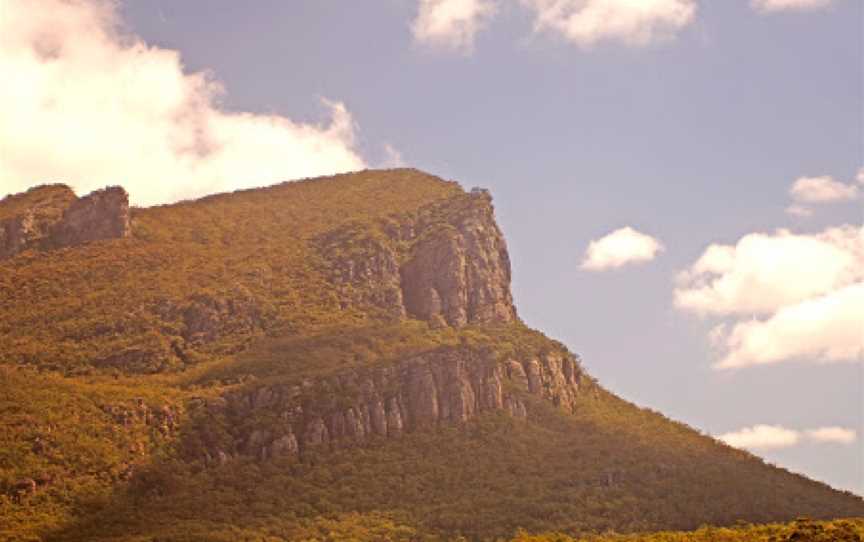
[[0, 184, 131, 260], [189, 348, 589, 463], [320, 188, 517, 328]]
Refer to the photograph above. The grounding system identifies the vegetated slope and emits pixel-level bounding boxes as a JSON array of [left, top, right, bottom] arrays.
[[516, 518, 864, 542], [0, 169, 861, 542]]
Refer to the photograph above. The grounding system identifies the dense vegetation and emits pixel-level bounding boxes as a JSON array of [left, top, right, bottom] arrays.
[[515, 518, 864, 542], [0, 170, 861, 541]]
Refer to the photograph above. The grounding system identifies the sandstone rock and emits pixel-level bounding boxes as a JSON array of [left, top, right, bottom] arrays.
[[318, 190, 516, 328], [49, 186, 131, 249], [0, 184, 131, 260], [401, 191, 516, 327], [205, 346, 587, 462]]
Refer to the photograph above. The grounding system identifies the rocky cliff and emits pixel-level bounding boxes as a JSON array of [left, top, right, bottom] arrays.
[[190, 347, 589, 464], [0, 184, 131, 260], [320, 188, 517, 329]]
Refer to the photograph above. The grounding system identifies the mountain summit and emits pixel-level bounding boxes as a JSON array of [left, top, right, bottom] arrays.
[[1, 169, 861, 541]]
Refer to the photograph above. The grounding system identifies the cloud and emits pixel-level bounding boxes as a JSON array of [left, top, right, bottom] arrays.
[[0, 0, 366, 207], [412, 0, 497, 53], [676, 226, 864, 368], [751, 0, 833, 13], [785, 204, 814, 218], [857, 167, 864, 185], [379, 143, 407, 168], [719, 424, 857, 451], [716, 282, 864, 368], [675, 226, 863, 316], [522, 0, 696, 48], [581, 226, 664, 271], [719, 425, 801, 450], [789, 175, 859, 203], [806, 426, 857, 444]]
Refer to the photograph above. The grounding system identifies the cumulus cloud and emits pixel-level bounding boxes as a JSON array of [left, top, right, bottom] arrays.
[[581, 226, 664, 271], [751, 0, 833, 13], [789, 175, 859, 203], [676, 225, 864, 369], [522, 0, 696, 48], [675, 226, 863, 316], [857, 167, 864, 185], [716, 282, 864, 368], [0, 0, 366, 207], [412, 0, 497, 52], [719, 424, 857, 451]]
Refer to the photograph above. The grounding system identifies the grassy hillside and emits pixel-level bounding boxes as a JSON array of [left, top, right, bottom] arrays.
[[0, 169, 861, 541]]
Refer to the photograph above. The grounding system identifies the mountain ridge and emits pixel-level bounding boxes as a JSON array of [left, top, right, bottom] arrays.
[[0, 169, 861, 541]]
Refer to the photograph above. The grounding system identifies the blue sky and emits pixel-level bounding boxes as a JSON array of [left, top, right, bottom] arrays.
[[1, 0, 861, 494]]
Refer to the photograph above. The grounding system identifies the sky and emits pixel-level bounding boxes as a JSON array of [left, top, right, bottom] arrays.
[[0, 0, 861, 495]]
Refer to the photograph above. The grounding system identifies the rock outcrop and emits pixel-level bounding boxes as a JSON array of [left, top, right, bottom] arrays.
[[193, 348, 587, 463], [0, 184, 131, 260], [49, 186, 131, 249], [320, 189, 517, 328]]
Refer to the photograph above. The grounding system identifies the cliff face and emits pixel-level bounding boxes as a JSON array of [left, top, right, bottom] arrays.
[[0, 185, 131, 260], [321, 189, 517, 329], [49, 187, 132, 249], [192, 348, 588, 463]]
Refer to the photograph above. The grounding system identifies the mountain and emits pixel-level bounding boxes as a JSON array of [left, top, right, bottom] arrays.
[[0, 169, 861, 542]]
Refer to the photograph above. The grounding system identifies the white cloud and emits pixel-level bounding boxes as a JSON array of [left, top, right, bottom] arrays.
[[716, 282, 864, 368], [581, 226, 664, 271], [675, 226, 863, 316], [719, 424, 858, 451], [789, 175, 859, 203], [751, 0, 833, 14], [522, 0, 696, 48], [856, 167, 864, 185], [0, 0, 366, 207], [676, 225, 864, 369], [806, 426, 858, 444], [412, 0, 497, 53], [719, 425, 801, 450]]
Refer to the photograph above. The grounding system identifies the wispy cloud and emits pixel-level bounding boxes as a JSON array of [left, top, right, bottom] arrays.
[[751, 0, 833, 14], [719, 424, 857, 451], [581, 227, 664, 271], [412, 0, 498, 53], [0, 0, 366, 206], [806, 426, 858, 444], [522, 0, 696, 48]]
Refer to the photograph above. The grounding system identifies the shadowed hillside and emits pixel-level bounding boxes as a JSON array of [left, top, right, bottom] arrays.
[[0, 169, 861, 541]]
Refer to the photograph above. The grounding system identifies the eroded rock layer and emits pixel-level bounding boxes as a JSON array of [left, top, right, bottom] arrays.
[[193, 348, 588, 463]]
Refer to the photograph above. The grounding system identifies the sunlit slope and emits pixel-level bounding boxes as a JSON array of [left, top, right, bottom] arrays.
[[46, 383, 864, 541], [0, 169, 861, 542], [0, 169, 461, 373]]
